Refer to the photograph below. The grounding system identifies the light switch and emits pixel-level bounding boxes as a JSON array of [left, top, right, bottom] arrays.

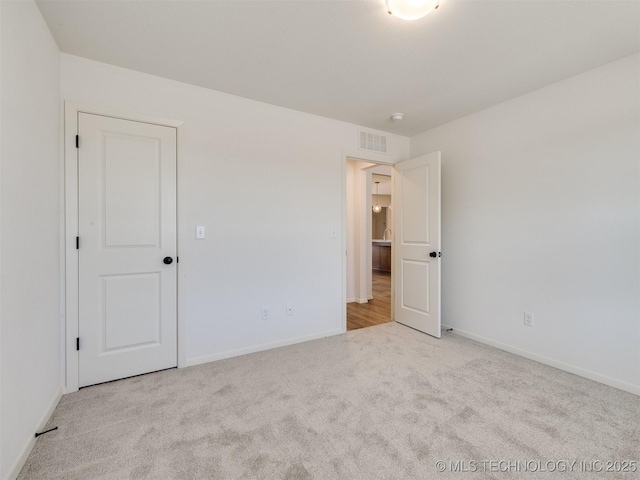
[[196, 226, 205, 239]]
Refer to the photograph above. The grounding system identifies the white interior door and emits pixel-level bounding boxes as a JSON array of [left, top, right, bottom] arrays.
[[78, 113, 177, 387], [393, 152, 441, 337]]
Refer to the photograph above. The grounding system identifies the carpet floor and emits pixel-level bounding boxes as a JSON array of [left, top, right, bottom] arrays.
[[18, 323, 639, 479]]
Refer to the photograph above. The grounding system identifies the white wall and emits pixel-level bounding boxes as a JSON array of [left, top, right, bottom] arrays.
[[411, 54, 640, 392], [0, 1, 62, 478], [61, 54, 409, 367]]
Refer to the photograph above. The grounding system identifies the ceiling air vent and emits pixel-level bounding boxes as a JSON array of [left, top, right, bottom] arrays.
[[359, 131, 387, 154]]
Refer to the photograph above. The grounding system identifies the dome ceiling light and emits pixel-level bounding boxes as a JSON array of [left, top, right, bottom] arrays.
[[386, 0, 441, 21]]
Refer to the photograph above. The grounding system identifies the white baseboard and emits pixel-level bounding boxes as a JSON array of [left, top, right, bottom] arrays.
[[6, 387, 63, 480], [357, 298, 369, 304], [186, 328, 344, 367], [442, 324, 639, 396], [346, 298, 369, 304]]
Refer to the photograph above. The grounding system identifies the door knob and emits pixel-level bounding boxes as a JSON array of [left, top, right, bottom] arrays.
[[163, 256, 173, 265], [429, 252, 442, 258]]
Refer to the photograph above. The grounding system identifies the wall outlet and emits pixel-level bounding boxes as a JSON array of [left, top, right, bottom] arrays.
[[524, 311, 534, 327], [286, 303, 294, 316], [262, 306, 270, 320]]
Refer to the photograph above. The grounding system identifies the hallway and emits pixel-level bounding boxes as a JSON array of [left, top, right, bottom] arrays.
[[346, 271, 391, 331]]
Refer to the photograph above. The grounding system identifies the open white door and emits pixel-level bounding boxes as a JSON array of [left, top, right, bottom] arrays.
[[78, 113, 177, 387], [393, 152, 441, 337]]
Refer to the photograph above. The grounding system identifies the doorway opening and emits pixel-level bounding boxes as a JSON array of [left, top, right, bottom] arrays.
[[345, 159, 393, 331]]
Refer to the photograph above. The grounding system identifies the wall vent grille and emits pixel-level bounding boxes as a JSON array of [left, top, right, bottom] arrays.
[[359, 131, 387, 154]]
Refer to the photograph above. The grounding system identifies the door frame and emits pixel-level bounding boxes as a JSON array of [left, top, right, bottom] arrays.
[[341, 150, 398, 333], [63, 101, 184, 393]]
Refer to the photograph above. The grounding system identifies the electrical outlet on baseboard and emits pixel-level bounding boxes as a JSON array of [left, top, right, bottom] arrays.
[[524, 311, 534, 327]]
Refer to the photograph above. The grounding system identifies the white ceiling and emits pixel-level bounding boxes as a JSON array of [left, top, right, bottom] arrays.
[[37, 0, 640, 137], [372, 173, 392, 196]]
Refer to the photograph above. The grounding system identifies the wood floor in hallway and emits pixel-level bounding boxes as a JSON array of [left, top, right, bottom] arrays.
[[347, 271, 391, 331]]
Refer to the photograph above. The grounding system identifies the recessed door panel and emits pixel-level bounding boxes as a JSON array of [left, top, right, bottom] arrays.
[[401, 260, 430, 314], [103, 134, 161, 248], [401, 165, 430, 245], [78, 113, 177, 387], [103, 273, 161, 351]]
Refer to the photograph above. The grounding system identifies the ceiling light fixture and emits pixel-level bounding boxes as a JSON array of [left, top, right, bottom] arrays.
[[373, 181, 382, 213], [391, 113, 404, 121], [386, 0, 440, 20]]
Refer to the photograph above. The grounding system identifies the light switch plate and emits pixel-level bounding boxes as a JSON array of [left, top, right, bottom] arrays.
[[196, 226, 205, 239]]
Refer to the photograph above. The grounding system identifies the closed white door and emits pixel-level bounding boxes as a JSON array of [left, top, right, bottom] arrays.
[[78, 113, 177, 387], [393, 152, 441, 337]]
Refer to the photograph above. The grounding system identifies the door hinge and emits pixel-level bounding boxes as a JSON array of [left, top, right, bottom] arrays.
[[75, 135, 79, 148], [76, 337, 80, 351], [76, 236, 79, 249]]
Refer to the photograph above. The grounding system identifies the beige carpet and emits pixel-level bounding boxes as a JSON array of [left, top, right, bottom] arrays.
[[18, 323, 639, 479]]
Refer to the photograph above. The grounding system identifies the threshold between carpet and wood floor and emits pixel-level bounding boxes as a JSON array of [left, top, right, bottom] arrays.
[[18, 322, 639, 479]]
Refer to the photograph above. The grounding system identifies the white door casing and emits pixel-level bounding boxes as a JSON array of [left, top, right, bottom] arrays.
[[393, 152, 441, 337], [78, 112, 177, 387]]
